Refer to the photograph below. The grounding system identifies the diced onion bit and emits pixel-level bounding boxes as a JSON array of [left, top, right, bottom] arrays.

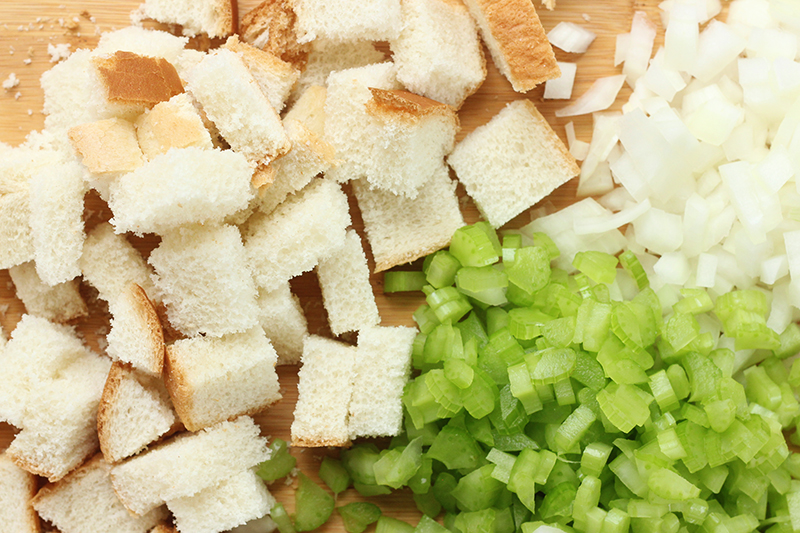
[[547, 22, 597, 54]]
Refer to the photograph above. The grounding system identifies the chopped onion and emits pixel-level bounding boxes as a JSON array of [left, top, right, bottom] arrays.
[[622, 11, 657, 86], [614, 33, 630, 67], [573, 198, 651, 235], [664, 0, 698, 72], [695, 252, 718, 287], [564, 121, 589, 160], [546, 22, 596, 53], [688, 20, 747, 83], [555, 75, 626, 117], [543, 62, 577, 100]]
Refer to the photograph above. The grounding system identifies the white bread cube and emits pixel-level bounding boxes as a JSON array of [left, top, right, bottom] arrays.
[[139, 0, 236, 38], [29, 160, 87, 286], [257, 119, 335, 214], [353, 164, 465, 272], [110, 417, 269, 516], [462, 0, 560, 92], [69, 117, 145, 174], [284, 85, 327, 139], [135, 93, 213, 160], [165, 328, 281, 432], [94, 27, 188, 66], [448, 100, 579, 228], [223, 35, 300, 114], [149, 224, 260, 338], [80, 222, 157, 304], [0, 452, 39, 533], [109, 147, 254, 235], [244, 178, 351, 293], [0, 191, 35, 270], [32, 455, 168, 533], [348, 326, 416, 439], [8, 261, 88, 323], [240, 0, 311, 68], [106, 283, 165, 375], [293, 0, 402, 43], [292, 40, 385, 102], [97, 363, 176, 464], [168, 469, 273, 533], [256, 284, 309, 366], [291, 335, 356, 447], [391, 0, 486, 109], [187, 49, 290, 166], [317, 230, 379, 335]]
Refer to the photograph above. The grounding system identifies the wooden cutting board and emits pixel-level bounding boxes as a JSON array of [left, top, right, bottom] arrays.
[[0, 0, 657, 529]]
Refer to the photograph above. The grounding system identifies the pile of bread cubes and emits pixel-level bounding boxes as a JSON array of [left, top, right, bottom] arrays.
[[0, 0, 580, 531]]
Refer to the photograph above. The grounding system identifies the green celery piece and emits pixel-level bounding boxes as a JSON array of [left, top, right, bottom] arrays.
[[373, 437, 423, 489], [553, 378, 576, 406], [580, 441, 613, 478], [413, 493, 443, 520], [422, 323, 463, 368], [572, 250, 619, 285], [573, 298, 613, 352], [407, 457, 434, 495], [547, 283, 583, 317], [427, 421, 483, 470], [540, 482, 578, 521], [573, 476, 602, 530], [656, 427, 686, 460], [488, 384, 528, 435], [530, 231, 561, 260], [674, 288, 714, 315], [454, 509, 496, 533], [697, 464, 729, 494], [762, 356, 790, 384], [608, 454, 648, 498], [663, 312, 700, 353], [456, 311, 489, 348], [413, 304, 440, 335], [507, 448, 540, 513], [449, 224, 500, 267], [319, 456, 350, 494], [725, 309, 781, 350], [554, 403, 596, 452], [775, 323, 800, 359], [444, 358, 474, 389], [412, 333, 427, 369], [486, 307, 510, 336], [256, 438, 297, 483], [572, 350, 607, 392], [505, 246, 551, 296], [597, 342, 650, 385], [682, 352, 722, 403], [666, 364, 691, 400], [456, 266, 509, 306], [502, 233, 523, 257], [679, 499, 709, 525], [493, 507, 515, 533], [404, 417, 439, 448], [529, 347, 577, 385], [704, 399, 736, 433], [487, 448, 517, 484], [376, 516, 415, 533], [490, 431, 539, 452], [619, 250, 649, 290], [478, 328, 524, 384], [425, 250, 461, 288], [604, 508, 632, 533], [542, 316, 576, 348], [403, 375, 445, 429], [648, 370, 680, 412], [337, 502, 382, 533], [465, 413, 495, 446], [294, 472, 335, 532], [507, 361, 543, 414], [744, 366, 782, 411], [680, 403, 710, 428], [710, 348, 735, 377], [714, 289, 769, 323], [384, 271, 427, 293], [597, 383, 652, 433], [426, 286, 473, 324], [425, 369, 463, 414], [341, 444, 382, 485], [475, 221, 502, 254], [414, 515, 447, 533], [611, 301, 657, 350], [451, 464, 504, 512], [432, 472, 459, 514], [506, 281, 538, 308], [626, 500, 668, 518], [353, 482, 392, 497], [507, 308, 553, 340], [271, 503, 297, 533]]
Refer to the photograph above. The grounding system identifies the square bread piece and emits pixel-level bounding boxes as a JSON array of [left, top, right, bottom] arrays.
[[348, 326, 417, 439], [148, 224, 260, 338], [353, 163, 465, 272], [293, 0, 402, 43], [256, 284, 309, 366], [0, 452, 39, 533], [291, 335, 357, 447], [447, 99, 579, 228], [239, 0, 311, 69], [135, 93, 213, 161], [9, 261, 88, 323], [391, 0, 486, 109], [165, 328, 281, 432], [32, 454, 168, 533], [463, 0, 560, 92], [105, 283, 165, 376], [139, 0, 236, 38], [291, 40, 385, 102], [69, 117, 145, 174]]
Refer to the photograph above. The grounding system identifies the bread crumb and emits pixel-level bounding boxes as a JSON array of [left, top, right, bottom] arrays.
[[48, 42, 71, 62], [582, 13, 592, 22], [23, 59, 31, 65], [3, 73, 19, 91], [14, 91, 21, 100], [27, 109, 32, 116], [0, 303, 9, 315], [284, 467, 300, 485], [9, 46, 14, 55], [27, 47, 34, 57]]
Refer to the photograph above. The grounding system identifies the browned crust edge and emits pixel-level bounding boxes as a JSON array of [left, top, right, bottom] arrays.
[[127, 283, 166, 376]]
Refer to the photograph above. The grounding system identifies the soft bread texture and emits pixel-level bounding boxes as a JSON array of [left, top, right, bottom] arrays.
[[8, 261, 88, 323], [240, 0, 311, 69], [293, 0, 402, 43], [69, 117, 145, 174], [187, 49, 290, 166], [291, 336, 357, 447], [135, 93, 213, 160], [283, 85, 327, 139], [257, 119, 335, 214], [165, 328, 281, 432], [348, 326, 416, 439], [352, 164, 465, 272], [317, 230, 380, 336], [148, 224, 260, 337], [106, 283, 165, 375], [108, 147, 254, 235], [110, 417, 269, 516], [0, 451, 39, 533], [223, 35, 299, 114], [80, 222, 157, 304], [256, 284, 309, 366], [447, 99, 580, 228], [32, 455, 168, 533], [140, 0, 236, 38], [391, 0, 486, 108], [292, 40, 385, 102], [462, 0, 560, 92], [94, 27, 189, 66], [93, 51, 185, 107], [29, 160, 87, 286], [97, 363, 176, 464], [244, 178, 351, 293], [1, 315, 111, 481], [168, 469, 273, 533]]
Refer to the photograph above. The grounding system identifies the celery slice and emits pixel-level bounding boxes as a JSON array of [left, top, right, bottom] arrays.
[[337, 502, 381, 533], [572, 251, 619, 285], [294, 472, 335, 532], [384, 271, 427, 293], [449, 225, 500, 267], [256, 438, 297, 483], [318, 456, 350, 495], [505, 246, 551, 296]]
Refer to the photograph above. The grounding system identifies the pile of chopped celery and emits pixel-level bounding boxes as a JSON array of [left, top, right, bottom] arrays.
[[263, 221, 800, 533]]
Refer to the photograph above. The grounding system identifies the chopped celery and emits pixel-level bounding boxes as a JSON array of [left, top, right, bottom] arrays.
[[425, 251, 461, 288], [505, 246, 551, 296], [256, 438, 297, 483], [456, 266, 509, 306], [337, 502, 381, 533], [376, 516, 415, 533], [572, 251, 619, 285], [294, 472, 335, 532], [270, 503, 297, 533], [449, 225, 500, 267], [318, 456, 350, 494], [384, 271, 427, 293]]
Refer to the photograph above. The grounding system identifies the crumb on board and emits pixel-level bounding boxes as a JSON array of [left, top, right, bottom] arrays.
[[48, 42, 71, 62], [582, 13, 592, 21], [14, 92, 21, 100], [23, 59, 31, 66], [3, 73, 19, 91], [9, 46, 14, 55]]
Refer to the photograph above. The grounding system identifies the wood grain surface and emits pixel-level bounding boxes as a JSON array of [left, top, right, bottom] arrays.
[[0, 0, 654, 529]]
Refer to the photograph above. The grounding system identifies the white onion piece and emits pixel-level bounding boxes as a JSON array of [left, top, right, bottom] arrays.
[[642, 49, 687, 102], [556, 75, 626, 117], [654, 252, 691, 285], [761, 255, 789, 285], [757, 146, 794, 193], [632, 207, 684, 254], [767, 281, 792, 334], [614, 33, 630, 67], [682, 194, 710, 258], [579, 112, 622, 180], [664, 0, 699, 71], [695, 252, 718, 287], [623, 11, 657, 86], [771, 0, 800, 38], [564, 122, 590, 160], [746, 28, 798, 60], [576, 161, 614, 197], [683, 85, 744, 146], [727, 0, 774, 30], [523, 198, 608, 237], [547, 22, 597, 53], [719, 161, 767, 243], [688, 20, 747, 83], [573, 198, 651, 235], [544, 62, 577, 100], [784, 229, 800, 281], [773, 58, 800, 94]]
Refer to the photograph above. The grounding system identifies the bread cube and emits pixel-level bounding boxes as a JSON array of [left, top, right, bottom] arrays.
[[256, 284, 309, 366], [0, 452, 39, 533], [106, 283, 165, 375], [8, 261, 88, 323], [135, 93, 213, 160], [293, 0, 402, 43]]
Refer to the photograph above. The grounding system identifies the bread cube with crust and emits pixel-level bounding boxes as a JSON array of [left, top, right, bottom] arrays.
[[8, 261, 88, 323], [240, 0, 311, 69], [135, 93, 213, 160], [293, 0, 402, 43], [138, 0, 236, 38], [69, 117, 144, 173], [256, 284, 309, 366], [105, 283, 165, 375], [0, 452, 39, 533]]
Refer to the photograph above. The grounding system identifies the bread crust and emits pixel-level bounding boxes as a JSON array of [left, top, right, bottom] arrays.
[[0, 452, 41, 533], [93, 51, 185, 107], [31, 454, 107, 506], [240, 0, 311, 69], [128, 283, 166, 376], [366, 88, 459, 125], [468, 0, 560, 92]]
